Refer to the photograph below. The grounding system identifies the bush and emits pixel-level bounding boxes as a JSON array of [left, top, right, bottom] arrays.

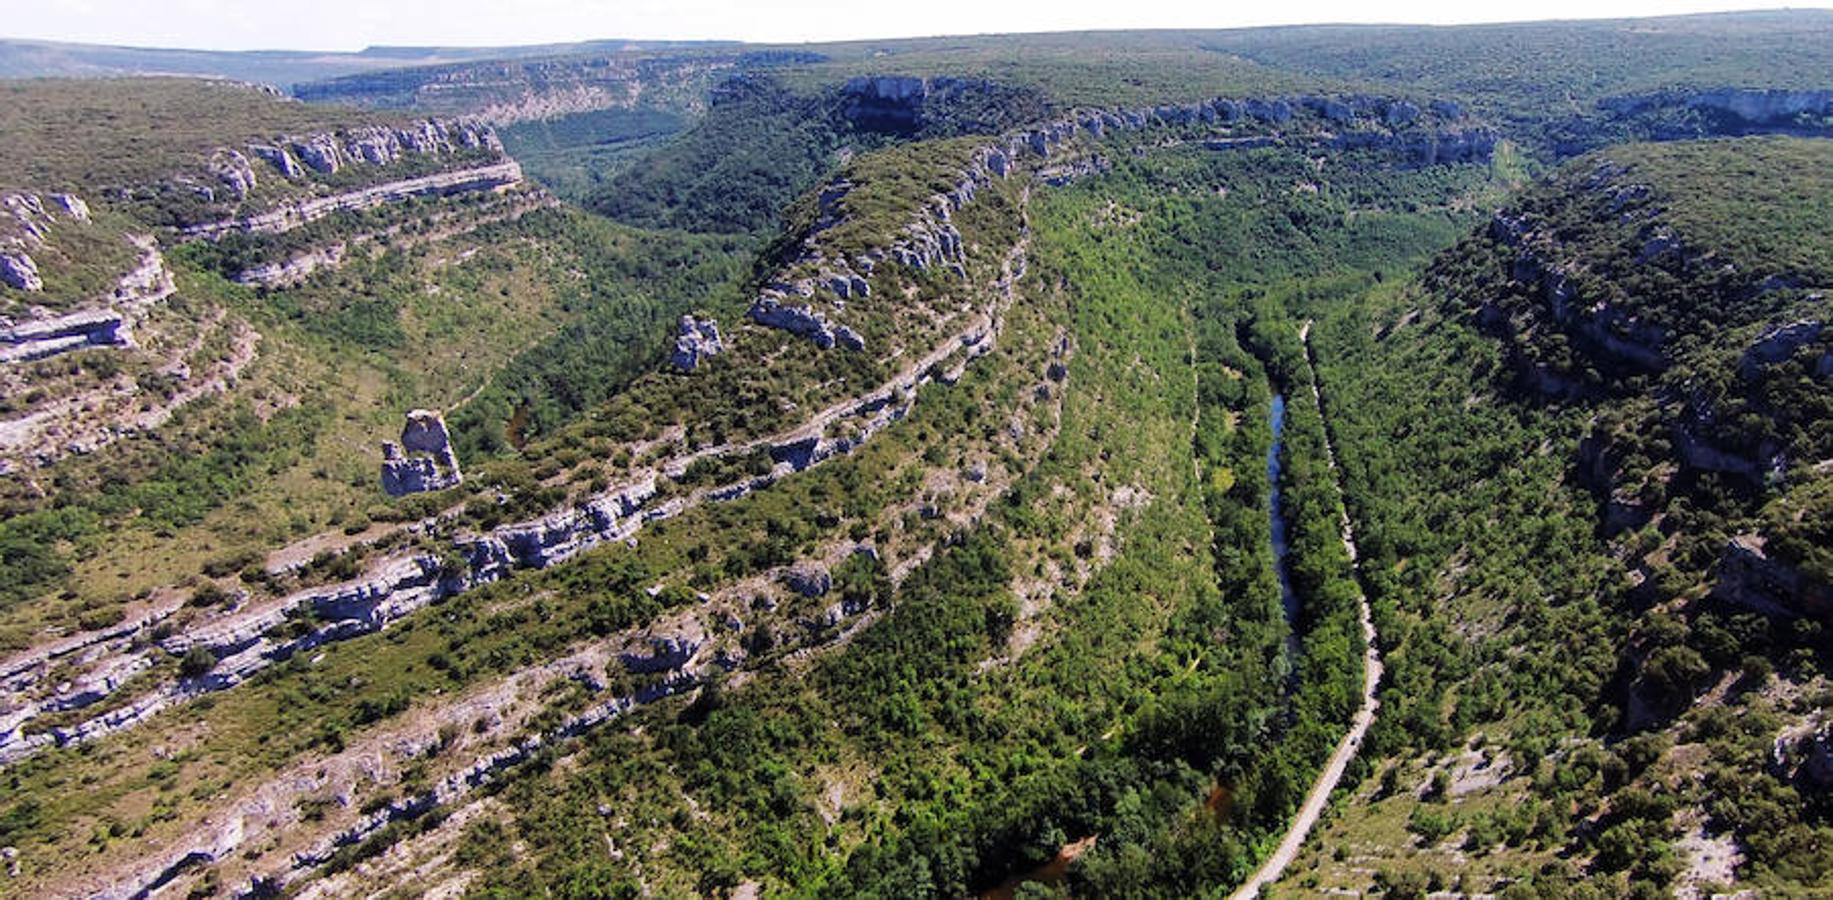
[[178, 646, 218, 678]]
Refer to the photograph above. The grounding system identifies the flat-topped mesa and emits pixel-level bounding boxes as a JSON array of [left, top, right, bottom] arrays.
[[381, 408, 463, 496]]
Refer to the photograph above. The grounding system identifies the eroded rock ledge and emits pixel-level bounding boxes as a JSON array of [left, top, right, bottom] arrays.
[[199, 119, 503, 203], [182, 160, 524, 240], [0, 191, 91, 293], [0, 233, 174, 366], [747, 91, 1493, 350]]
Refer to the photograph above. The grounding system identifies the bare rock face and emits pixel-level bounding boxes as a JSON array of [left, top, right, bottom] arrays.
[[619, 627, 705, 674], [1740, 319, 1827, 380], [381, 409, 463, 496], [748, 296, 864, 351], [249, 143, 305, 179], [671, 314, 724, 371], [291, 134, 343, 174], [48, 194, 88, 221], [1713, 534, 1832, 622], [0, 308, 130, 363], [1804, 724, 1833, 789], [782, 565, 832, 598], [209, 149, 258, 200], [343, 125, 402, 165], [0, 252, 41, 292]]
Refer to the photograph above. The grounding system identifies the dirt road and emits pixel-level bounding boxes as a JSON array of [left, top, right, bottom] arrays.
[[1229, 321, 1382, 899]]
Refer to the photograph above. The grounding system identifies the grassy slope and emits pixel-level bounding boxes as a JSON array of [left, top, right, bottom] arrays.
[[0, 205, 745, 647], [0, 78, 400, 191]]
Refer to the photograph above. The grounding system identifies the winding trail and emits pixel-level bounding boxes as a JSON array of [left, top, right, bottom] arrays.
[[1229, 321, 1383, 900]]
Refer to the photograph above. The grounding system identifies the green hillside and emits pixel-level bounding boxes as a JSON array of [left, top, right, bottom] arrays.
[[0, 13, 1828, 900]]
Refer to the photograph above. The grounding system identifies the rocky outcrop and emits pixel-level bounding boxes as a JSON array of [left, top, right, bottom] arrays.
[[619, 627, 705, 674], [751, 91, 1484, 354], [1481, 207, 1671, 385], [3, 191, 68, 245], [0, 234, 173, 365], [0, 252, 40, 292], [782, 565, 832, 598], [1777, 721, 1833, 790], [381, 409, 463, 496], [183, 160, 524, 239], [226, 189, 555, 288], [252, 119, 506, 181], [0, 308, 130, 363], [671, 314, 724, 371], [1713, 534, 1832, 622], [0, 170, 1027, 763], [1740, 319, 1828, 380], [1688, 88, 1833, 123], [1, 190, 98, 293], [292, 133, 343, 174], [295, 53, 736, 124], [1577, 432, 1658, 534], [209, 149, 259, 200], [48, 194, 88, 221], [747, 296, 864, 351], [837, 75, 1049, 135], [231, 243, 347, 288], [249, 143, 305, 179]]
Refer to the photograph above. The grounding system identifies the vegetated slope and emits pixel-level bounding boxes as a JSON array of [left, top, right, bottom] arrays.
[[495, 107, 690, 202], [0, 119, 1043, 895], [0, 37, 729, 89], [586, 71, 1057, 234], [292, 46, 744, 123], [283, 13, 1826, 231], [1, 21, 1828, 899], [1273, 138, 1830, 896], [1202, 10, 1833, 149], [0, 84, 1498, 897], [0, 78, 748, 650]]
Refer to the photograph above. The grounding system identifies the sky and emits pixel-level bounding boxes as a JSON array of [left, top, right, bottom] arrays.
[[2, 0, 1821, 51]]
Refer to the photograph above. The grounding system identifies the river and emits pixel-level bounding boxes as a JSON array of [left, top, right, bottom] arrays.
[[1268, 393, 1300, 662]]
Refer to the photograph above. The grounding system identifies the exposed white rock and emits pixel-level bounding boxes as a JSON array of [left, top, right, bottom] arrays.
[[249, 143, 306, 179], [381, 409, 463, 496], [748, 295, 861, 350], [0, 253, 41, 292], [48, 194, 88, 221], [183, 160, 524, 239], [291, 133, 343, 174], [782, 565, 832, 598], [671, 314, 724, 371], [232, 243, 347, 288]]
